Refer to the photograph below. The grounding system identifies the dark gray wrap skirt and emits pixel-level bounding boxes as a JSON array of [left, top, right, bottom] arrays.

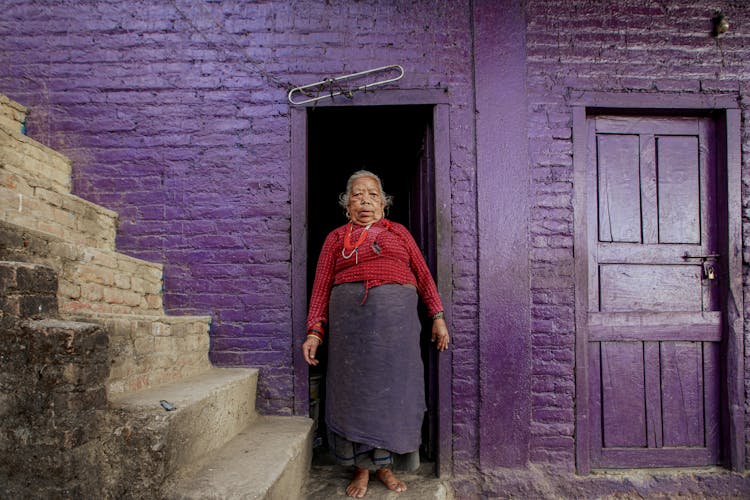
[[326, 283, 426, 460]]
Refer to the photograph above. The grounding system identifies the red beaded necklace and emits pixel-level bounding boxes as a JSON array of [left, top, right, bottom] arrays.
[[342, 222, 373, 264]]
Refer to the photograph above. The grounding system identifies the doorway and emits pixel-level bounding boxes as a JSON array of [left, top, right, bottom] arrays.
[[305, 105, 440, 465]]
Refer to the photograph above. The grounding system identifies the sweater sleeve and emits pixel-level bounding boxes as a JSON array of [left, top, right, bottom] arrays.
[[396, 224, 444, 317], [306, 229, 340, 336]]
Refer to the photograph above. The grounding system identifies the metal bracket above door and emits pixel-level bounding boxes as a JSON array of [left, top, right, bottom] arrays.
[[288, 65, 404, 105]]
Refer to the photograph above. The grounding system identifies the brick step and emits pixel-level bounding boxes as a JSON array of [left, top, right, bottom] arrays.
[[0, 220, 164, 315], [165, 416, 314, 500], [0, 261, 58, 320], [103, 368, 261, 498], [64, 311, 212, 395], [0, 124, 72, 196], [0, 168, 118, 250], [0, 317, 109, 498], [0, 95, 26, 135]]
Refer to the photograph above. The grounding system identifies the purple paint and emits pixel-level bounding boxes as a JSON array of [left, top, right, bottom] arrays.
[[475, 0, 532, 468], [2, 0, 750, 493]]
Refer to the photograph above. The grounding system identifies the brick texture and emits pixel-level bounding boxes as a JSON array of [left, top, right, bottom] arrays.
[[0, 260, 109, 497], [0, 261, 58, 320], [0, 0, 478, 449], [524, 0, 750, 471], [2, 0, 749, 482]]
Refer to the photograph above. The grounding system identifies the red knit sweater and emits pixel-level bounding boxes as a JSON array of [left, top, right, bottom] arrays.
[[306, 218, 444, 338]]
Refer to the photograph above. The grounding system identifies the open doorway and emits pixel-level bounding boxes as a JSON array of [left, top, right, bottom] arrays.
[[306, 104, 440, 467]]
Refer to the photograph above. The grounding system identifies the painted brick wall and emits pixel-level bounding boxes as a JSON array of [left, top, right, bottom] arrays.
[[0, 0, 479, 467], [524, 0, 750, 470], [3, 0, 749, 480]]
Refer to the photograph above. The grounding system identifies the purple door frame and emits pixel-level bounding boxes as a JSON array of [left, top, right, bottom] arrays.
[[290, 89, 454, 477], [572, 92, 744, 473]]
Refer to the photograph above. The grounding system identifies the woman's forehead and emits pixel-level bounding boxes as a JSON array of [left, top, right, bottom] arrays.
[[351, 177, 379, 190]]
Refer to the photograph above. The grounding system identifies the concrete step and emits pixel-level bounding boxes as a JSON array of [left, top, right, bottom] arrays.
[[65, 311, 212, 395], [105, 368, 260, 498], [165, 415, 314, 500], [0, 167, 118, 250], [0, 122, 72, 196], [0, 219, 164, 315]]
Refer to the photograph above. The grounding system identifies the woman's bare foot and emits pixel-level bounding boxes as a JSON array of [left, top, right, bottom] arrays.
[[346, 467, 369, 498], [376, 468, 407, 492]]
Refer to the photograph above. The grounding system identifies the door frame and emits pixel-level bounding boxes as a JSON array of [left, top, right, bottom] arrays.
[[290, 89, 454, 477], [572, 92, 743, 473]]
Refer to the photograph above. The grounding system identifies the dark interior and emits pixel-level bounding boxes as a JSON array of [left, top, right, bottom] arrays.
[[306, 104, 438, 462]]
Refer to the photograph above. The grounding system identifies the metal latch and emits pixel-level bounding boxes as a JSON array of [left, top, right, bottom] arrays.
[[682, 252, 719, 281]]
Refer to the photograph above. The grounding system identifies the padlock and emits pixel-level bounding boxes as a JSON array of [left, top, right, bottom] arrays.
[[703, 262, 715, 280]]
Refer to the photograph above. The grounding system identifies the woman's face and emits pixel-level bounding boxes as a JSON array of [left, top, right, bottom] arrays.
[[347, 176, 384, 225]]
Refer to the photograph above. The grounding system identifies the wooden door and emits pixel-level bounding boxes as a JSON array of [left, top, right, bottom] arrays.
[[586, 115, 721, 468], [409, 118, 438, 460]]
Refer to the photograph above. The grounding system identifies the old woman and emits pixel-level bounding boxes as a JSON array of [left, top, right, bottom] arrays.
[[302, 170, 449, 498]]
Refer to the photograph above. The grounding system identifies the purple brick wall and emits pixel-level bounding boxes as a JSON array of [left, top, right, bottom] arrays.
[[2, 0, 750, 486], [0, 0, 479, 465], [523, 0, 750, 472]]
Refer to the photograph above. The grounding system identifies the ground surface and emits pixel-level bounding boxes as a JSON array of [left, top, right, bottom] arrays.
[[303, 447, 451, 499]]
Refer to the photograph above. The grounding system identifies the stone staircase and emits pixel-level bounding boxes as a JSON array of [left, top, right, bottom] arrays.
[[0, 94, 313, 499]]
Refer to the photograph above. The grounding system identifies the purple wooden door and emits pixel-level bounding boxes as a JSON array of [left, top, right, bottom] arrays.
[[586, 116, 720, 468], [410, 119, 438, 460]]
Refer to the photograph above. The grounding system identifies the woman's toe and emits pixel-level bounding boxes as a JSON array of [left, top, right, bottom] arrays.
[[346, 468, 369, 498], [376, 469, 407, 492]]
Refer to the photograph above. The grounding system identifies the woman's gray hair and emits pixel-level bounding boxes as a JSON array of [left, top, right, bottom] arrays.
[[338, 170, 393, 215]]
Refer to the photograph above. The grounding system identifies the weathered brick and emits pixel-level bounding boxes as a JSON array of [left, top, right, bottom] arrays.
[[3, 0, 750, 486]]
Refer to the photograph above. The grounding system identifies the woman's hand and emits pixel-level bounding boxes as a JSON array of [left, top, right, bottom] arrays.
[[431, 318, 450, 351], [302, 336, 321, 366]]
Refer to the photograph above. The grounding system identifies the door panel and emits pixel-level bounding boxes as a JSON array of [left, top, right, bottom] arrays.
[[660, 342, 704, 447], [656, 136, 701, 244], [601, 342, 647, 448], [597, 134, 641, 243], [587, 115, 720, 468], [599, 264, 702, 311]]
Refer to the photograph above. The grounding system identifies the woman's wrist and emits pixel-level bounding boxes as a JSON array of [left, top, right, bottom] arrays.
[[306, 333, 323, 344], [430, 311, 444, 321], [307, 325, 324, 343]]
